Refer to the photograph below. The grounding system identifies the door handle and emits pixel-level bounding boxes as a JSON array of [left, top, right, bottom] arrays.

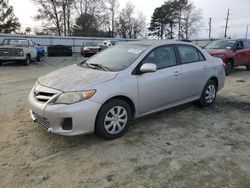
[[173, 71, 181, 76], [203, 65, 207, 69]]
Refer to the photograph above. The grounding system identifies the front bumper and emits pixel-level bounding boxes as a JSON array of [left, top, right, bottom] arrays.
[[28, 88, 101, 136], [0, 56, 26, 61]]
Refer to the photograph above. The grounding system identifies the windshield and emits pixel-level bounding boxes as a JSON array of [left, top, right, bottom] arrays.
[[82, 44, 148, 71], [1, 39, 29, 47], [85, 42, 99, 47], [205, 40, 236, 50]]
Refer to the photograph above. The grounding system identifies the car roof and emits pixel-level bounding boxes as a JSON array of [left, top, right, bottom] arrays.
[[121, 40, 196, 47]]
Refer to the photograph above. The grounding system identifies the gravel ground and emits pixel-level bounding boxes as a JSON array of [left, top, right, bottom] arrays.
[[0, 54, 250, 188]]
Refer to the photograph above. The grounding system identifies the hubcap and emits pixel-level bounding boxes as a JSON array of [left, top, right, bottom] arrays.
[[104, 106, 128, 135], [205, 84, 216, 103]]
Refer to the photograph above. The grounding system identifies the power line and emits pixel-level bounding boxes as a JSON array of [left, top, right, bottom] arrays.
[[208, 18, 212, 38], [224, 9, 230, 38], [246, 25, 249, 39]]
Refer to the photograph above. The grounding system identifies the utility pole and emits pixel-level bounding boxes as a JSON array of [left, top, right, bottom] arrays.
[[246, 25, 249, 39], [208, 18, 212, 39], [224, 9, 230, 38]]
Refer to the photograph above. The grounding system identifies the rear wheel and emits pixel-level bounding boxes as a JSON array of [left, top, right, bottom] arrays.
[[24, 55, 31, 65], [198, 80, 217, 107], [95, 99, 132, 140], [246, 65, 250, 71], [225, 60, 234, 75]]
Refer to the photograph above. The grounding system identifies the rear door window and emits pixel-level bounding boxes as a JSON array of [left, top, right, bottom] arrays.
[[243, 41, 250, 49], [177, 45, 202, 64]]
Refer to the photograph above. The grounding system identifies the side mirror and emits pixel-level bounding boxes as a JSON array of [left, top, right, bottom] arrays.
[[140, 63, 157, 73]]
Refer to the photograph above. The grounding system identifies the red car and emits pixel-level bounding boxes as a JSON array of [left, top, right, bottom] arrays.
[[205, 39, 250, 75], [80, 42, 101, 57]]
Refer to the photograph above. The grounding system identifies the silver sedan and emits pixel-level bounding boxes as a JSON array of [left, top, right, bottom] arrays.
[[28, 40, 225, 139]]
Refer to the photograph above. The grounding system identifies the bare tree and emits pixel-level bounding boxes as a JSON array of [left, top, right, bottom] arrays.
[[33, 0, 62, 35], [181, 4, 202, 39], [106, 0, 119, 37], [116, 2, 134, 38], [133, 12, 146, 39]]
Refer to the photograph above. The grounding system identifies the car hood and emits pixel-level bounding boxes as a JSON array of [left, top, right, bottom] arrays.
[[0, 45, 26, 49], [38, 64, 118, 92], [206, 49, 230, 55]]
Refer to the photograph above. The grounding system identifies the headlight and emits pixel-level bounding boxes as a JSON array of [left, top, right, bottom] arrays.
[[17, 50, 24, 56], [213, 54, 224, 58], [54, 90, 96, 104]]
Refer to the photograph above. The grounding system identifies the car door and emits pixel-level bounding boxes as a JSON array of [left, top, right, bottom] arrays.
[[29, 40, 37, 59], [176, 45, 209, 100], [243, 40, 250, 64], [137, 45, 182, 114], [234, 40, 249, 66]]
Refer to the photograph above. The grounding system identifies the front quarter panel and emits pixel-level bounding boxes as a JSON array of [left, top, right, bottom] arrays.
[[88, 72, 139, 117]]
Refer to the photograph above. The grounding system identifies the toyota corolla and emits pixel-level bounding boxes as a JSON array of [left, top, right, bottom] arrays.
[[28, 40, 225, 139]]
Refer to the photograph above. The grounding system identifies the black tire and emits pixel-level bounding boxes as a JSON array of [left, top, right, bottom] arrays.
[[225, 60, 234, 76], [0, 61, 2, 66], [24, 55, 31, 65], [246, 65, 250, 71], [95, 99, 132, 140], [198, 80, 217, 107], [37, 54, 41, 62]]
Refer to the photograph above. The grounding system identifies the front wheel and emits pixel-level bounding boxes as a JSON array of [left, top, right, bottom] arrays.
[[95, 99, 132, 140], [198, 80, 217, 107], [24, 55, 31, 65]]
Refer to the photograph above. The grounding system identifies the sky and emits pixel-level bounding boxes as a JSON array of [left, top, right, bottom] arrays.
[[8, 0, 250, 39]]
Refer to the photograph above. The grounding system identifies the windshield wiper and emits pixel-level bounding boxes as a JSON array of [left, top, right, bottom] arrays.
[[89, 63, 110, 71]]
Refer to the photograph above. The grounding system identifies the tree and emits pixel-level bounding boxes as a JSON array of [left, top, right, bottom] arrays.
[[148, 6, 168, 39], [33, 0, 73, 36], [0, 0, 21, 33], [115, 2, 146, 39], [181, 4, 202, 39], [105, 0, 119, 37], [149, 0, 202, 39], [72, 0, 109, 36], [133, 12, 146, 39]]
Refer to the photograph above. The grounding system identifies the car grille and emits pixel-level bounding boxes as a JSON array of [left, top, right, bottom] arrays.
[[34, 90, 56, 103], [33, 112, 52, 130], [0, 49, 22, 57]]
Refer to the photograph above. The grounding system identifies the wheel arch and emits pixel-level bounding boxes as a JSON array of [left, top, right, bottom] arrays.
[[94, 95, 136, 133], [209, 76, 218, 91], [101, 95, 136, 118]]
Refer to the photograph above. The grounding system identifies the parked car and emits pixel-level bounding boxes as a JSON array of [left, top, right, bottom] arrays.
[[0, 38, 38, 66], [205, 39, 250, 75], [28, 41, 225, 139], [81, 42, 101, 57], [34, 42, 45, 61], [100, 40, 112, 50], [47, 45, 72, 57]]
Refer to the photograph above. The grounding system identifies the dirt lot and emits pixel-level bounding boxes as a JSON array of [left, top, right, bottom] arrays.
[[0, 55, 250, 188]]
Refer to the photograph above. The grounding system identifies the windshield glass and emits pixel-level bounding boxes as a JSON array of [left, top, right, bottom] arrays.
[[205, 40, 236, 50], [85, 42, 99, 46], [1, 39, 29, 47], [83, 44, 148, 71]]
